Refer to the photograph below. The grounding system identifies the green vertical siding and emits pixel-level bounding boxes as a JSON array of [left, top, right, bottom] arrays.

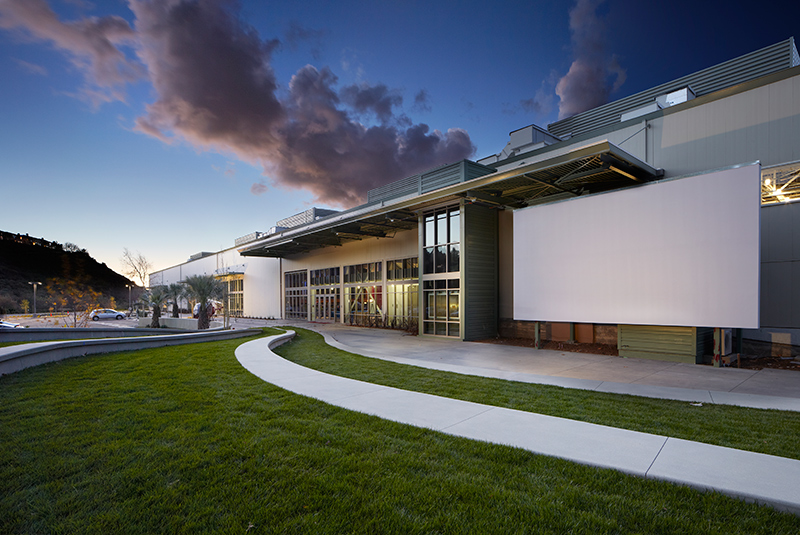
[[618, 325, 710, 364], [462, 203, 498, 341]]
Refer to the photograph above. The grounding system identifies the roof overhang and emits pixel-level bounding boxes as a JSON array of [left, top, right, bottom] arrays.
[[239, 141, 662, 258]]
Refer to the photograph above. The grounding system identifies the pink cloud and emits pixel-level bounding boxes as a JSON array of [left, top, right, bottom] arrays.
[[0, 0, 144, 105], [2, 0, 474, 208], [555, 0, 626, 120]]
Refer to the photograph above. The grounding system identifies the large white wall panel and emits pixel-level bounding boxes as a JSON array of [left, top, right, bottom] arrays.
[[149, 249, 281, 318], [514, 164, 761, 328]]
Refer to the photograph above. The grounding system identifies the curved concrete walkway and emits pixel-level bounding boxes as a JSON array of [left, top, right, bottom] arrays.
[[236, 331, 800, 515]]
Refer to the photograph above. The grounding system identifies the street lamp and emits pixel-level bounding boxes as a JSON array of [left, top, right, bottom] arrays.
[[28, 281, 42, 318], [125, 284, 132, 314]]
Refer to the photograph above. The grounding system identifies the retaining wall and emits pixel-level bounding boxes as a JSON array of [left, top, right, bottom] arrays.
[[0, 328, 261, 376]]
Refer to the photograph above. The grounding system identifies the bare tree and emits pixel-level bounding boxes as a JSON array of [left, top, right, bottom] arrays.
[[121, 248, 153, 288], [63, 242, 85, 253]]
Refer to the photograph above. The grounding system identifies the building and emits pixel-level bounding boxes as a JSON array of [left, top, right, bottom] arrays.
[[150, 38, 800, 363]]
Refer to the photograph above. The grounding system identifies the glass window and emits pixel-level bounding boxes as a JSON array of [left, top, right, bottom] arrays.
[[448, 244, 460, 272], [425, 215, 435, 246], [449, 210, 460, 243], [284, 270, 308, 319], [422, 206, 461, 276], [448, 291, 459, 320], [435, 246, 447, 273], [436, 212, 448, 245], [421, 279, 459, 338], [423, 247, 434, 274], [435, 290, 447, 320]]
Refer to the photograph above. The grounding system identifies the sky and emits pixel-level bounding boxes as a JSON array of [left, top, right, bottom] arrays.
[[1, 0, 799, 283]]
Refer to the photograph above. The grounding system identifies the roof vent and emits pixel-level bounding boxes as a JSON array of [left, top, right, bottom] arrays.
[[655, 86, 696, 108], [620, 86, 696, 123], [478, 124, 561, 165]]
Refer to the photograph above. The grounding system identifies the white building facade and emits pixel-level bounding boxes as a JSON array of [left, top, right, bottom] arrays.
[[150, 38, 800, 363]]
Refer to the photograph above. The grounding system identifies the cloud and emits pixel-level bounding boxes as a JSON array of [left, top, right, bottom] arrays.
[[272, 65, 473, 206], [3, 0, 474, 208], [512, 76, 556, 116], [0, 0, 144, 105], [412, 89, 431, 113], [250, 181, 269, 195], [128, 0, 472, 207], [339, 82, 403, 124], [14, 58, 47, 75], [130, 0, 285, 158], [283, 21, 325, 59], [555, 0, 626, 120]]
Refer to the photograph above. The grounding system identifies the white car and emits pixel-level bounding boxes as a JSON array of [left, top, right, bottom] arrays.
[[89, 309, 126, 321], [0, 320, 22, 328]]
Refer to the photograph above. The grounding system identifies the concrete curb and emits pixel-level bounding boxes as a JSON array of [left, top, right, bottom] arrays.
[[236, 331, 800, 515], [0, 327, 190, 343], [0, 328, 262, 376]]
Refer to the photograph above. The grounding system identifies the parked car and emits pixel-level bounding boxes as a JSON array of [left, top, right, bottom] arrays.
[[0, 320, 22, 328], [89, 309, 126, 321]]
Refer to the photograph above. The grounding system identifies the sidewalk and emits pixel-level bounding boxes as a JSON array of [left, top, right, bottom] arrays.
[[301, 322, 800, 411], [235, 329, 800, 515]]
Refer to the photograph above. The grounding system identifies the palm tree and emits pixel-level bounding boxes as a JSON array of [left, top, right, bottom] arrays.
[[143, 286, 168, 328], [164, 283, 185, 318], [182, 275, 223, 330]]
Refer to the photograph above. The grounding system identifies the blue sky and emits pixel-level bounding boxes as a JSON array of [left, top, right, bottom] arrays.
[[1, 0, 798, 281]]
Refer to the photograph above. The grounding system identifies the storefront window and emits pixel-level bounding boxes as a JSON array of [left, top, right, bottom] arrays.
[[311, 267, 340, 321], [217, 274, 244, 317], [284, 270, 308, 319], [423, 207, 460, 275], [422, 278, 460, 337]]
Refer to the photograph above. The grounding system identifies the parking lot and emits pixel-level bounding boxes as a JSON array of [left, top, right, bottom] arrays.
[[2, 313, 140, 329]]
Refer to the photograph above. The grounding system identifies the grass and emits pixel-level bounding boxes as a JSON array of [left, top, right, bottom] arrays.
[[0, 328, 798, 533], [0, 330, 186, 348], [274, 328, 800, 460]]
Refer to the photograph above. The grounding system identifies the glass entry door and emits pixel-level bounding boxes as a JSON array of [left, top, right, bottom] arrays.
[[313, 288, 340, 321]]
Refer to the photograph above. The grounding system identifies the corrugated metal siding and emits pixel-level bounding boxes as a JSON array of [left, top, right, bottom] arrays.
[[695, 328, 714, 358], [367, 174, 420, 203], [420, 163, 464, 194], [462, 203, 498, 341], [617, 325, 703, 363], [466, 161, 497, 181], [367, 161, 495, 203], [549, 39, 797, 138], [276, 208, 339, 228]]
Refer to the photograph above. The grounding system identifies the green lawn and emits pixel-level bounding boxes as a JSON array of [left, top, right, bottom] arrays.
[[1, 328, 798, 533], [275, 328, 800, 460]]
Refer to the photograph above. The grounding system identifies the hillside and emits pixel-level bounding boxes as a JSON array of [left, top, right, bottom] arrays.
[[0, 238, 135, 314]]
